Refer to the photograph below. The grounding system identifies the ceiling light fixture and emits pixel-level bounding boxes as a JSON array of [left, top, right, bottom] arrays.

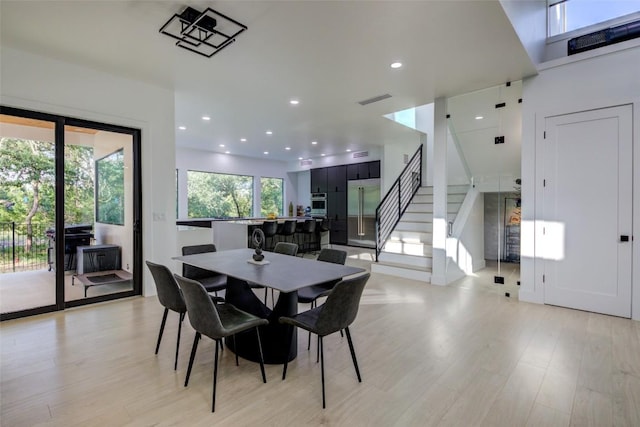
[[475, 116, 484, 120], [202, 116, 211, 121], [219, 144, 225, 147], [298, 157, 303, 160], [225, 151, 230, 154], [311, 141, 317, 145], [290, 99, 299, 105], [321, 153, 326, 157], [159, 6, 247, 58], [264, 151, 269, 155], [178, 126, 187, 130], [240, 138, 247, 142], [266, 131, 273, 135], [390, 62, 402, 69], [285, 147, 291, 150], [346, 149, 352, 152]]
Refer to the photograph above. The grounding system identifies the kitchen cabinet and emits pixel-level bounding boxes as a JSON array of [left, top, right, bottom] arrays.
[[329, 220, 348, 245], [347, 161, 380, 180], [327, 191, 347, 220], [310, 168, 328, 193], [327, 165, 347, 192]]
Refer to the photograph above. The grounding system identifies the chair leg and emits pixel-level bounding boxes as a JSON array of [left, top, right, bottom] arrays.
[[307, 300, 315, 351], [175, 312, 185, 370], [185, 332, 201, 387], [212, 338, 220, 412], [256, 327, 267, 383], [263, 287, 268, 306], [320, 336, 326, 409], [155, 307, 169, 355], [233, 335, 239, 366], [345, 327, 361, 382], [282, 325, 294, 380]]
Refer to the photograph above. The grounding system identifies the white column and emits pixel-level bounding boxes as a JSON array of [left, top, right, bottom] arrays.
[[431, 97, 448, 285]]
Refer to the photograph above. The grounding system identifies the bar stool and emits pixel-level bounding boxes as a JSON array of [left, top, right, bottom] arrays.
[[277, 220, 297, 244], [298, 219, 316, 255], [261, 221, 278, 251]]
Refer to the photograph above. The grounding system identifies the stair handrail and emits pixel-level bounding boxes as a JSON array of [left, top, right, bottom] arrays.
[[375, 145, 422, 261]]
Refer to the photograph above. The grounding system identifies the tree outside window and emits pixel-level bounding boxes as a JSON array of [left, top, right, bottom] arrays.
[[260, 177, 283, 217], [187, 171, 253, 218]]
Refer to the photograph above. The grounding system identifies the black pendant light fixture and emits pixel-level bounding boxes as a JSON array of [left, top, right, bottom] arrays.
[[159, 6, 247, 58]]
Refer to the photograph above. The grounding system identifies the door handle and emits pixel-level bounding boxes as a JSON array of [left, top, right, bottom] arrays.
[[620, 235, 630, 242]]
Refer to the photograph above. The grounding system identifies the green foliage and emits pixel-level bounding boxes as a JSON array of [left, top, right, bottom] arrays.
[[96, 149, 124, 225], [260, 177, 284, 217], [187, 171, 253, 218]]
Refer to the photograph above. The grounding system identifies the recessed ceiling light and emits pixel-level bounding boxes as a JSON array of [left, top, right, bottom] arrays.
[[225, 151, 230, 154], [285, 147, 291, 150], [266, 130, 273, 135], [298, 157, 303, 160], [202, 116, 211, 121], [311, 141, 317, 145], [264, 151, 269, 155], [390, 62, 402, 69], [289, 99, 299, 105], [346, 149, 352, 152], [219, 144, 225, 148], [240, 138, 247, 142], [475, 116, 484, 120], [178, 126, 186, 130], [321, 153, 326, 157]]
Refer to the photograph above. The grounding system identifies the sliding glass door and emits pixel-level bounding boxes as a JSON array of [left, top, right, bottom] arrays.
[[0, 107, 142, 320]]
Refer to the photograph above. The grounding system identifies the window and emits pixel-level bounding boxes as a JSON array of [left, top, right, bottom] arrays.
[[548, 0, 640, 37], [187, 170, 253, 218], [260, 177, 284, 217], [96, 149, 125, 225]]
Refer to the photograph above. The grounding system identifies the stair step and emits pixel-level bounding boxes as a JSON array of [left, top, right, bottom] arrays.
[[371, 262, 432, 282], [405, 202, 462, 213], [389, 230, 432, 243], [395, 221, 433, 232], [413, 194, 466, 203], [382, 240, 432, 257], [378, 252, 432, 268], [402, 212, 457, 222]]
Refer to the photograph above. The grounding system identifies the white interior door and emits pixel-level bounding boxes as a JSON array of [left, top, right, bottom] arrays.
[[543, 105, 632, 318]]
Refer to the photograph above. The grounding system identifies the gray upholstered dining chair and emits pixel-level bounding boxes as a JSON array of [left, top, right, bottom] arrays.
[[175, 274, 269, 413], [145, 260, 187, 371], [297, 248, 348, 349], [181, 244, 227, 299], [279, 273, 370, 408], [251, 241, 299, 306]]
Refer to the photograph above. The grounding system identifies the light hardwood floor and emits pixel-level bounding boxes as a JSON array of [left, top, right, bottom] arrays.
[[1, 249, 639, 426]]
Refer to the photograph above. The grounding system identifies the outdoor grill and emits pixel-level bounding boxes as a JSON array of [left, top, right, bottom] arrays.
[[46, 224, 93, 271]]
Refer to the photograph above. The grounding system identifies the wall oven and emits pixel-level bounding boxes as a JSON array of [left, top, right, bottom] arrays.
[[310, 193, 327, 216]]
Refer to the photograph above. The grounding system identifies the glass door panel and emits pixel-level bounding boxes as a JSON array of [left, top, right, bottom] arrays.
[[0, 114, 57, 314], [64, 125, 134, 302]]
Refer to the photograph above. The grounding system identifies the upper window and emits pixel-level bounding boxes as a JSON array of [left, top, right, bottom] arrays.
[[548, 0, 640, 37], [260, 177, 284, 217], [187, 170, 253, 218]]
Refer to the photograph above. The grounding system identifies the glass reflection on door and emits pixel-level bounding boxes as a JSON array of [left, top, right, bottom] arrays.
[[64, 126, 133, 302], [0, 114, 57, 314]]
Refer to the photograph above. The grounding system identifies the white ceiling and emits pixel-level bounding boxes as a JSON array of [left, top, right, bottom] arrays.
[[0, 1, 537, 163]]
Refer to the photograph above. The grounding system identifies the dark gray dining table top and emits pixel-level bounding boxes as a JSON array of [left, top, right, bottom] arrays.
[[173, 248, 365, 293]]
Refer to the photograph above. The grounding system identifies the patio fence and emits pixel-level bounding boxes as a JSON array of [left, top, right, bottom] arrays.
[[0, 222, 50, 273]]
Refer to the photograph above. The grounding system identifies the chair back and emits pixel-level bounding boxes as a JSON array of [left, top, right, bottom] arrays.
[[262, 221, 278, 237], [302, 219, 316, 233], [317, 248, 347, 265], [182, 244, 219, 280], [280, 220, 297, 236], [146, 261, 186, 313], [274, 242, 298, 256], [319, 218, 330, 232], [315, 273, 370, 336], [174, 274, 226, 340]]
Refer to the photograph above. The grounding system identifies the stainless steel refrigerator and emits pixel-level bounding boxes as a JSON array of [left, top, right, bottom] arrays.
[[348, 179, 380, 248]]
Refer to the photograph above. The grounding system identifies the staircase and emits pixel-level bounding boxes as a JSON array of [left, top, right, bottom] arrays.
[[372, 185, 467, 282]]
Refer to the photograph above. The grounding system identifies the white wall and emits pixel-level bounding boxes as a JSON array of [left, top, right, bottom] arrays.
[[1, 46, 177, 297], [499, 0, 547, 65], [519, 45, 640, 320], [176, 148, 296, 218], [446, 188, 485, 283]]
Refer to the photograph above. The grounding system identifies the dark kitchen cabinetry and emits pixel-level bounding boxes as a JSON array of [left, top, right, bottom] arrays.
[[327, 191, 347, 245], [347, 161, 381, 180], [327, 165, 347, 192], [310, 167, 328, 193]]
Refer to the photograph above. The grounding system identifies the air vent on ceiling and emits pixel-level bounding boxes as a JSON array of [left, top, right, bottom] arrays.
[[352, 151, 369, 159], [358, 94, 392, 106], [568, 19, 640, 55], [300, 159, 313, 166]]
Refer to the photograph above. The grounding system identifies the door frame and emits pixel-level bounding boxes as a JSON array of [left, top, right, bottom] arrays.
[[0, 105, 143, 320]]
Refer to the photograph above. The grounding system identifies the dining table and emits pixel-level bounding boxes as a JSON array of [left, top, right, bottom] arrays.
[[174, 248, 365, 364]]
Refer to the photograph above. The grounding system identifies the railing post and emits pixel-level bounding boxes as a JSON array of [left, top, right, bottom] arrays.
[[12, 221, 16, 272]]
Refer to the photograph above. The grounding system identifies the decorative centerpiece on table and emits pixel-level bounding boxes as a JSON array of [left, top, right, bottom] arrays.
[[249, 228, 269, 264]]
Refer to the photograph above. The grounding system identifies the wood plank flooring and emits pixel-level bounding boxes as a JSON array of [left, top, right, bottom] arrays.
[[1, 251, 639, 426]]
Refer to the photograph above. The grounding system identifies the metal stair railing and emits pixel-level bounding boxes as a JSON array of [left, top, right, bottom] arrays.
[[375, 145, 422, 261]]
